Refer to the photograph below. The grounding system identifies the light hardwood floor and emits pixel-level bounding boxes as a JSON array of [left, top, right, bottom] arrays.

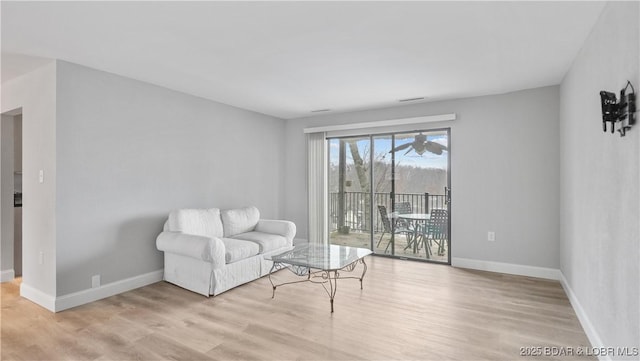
[[1, 257, 593, 360]]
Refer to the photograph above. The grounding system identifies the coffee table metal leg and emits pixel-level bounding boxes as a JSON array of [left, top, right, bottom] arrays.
[[359, 258, 368, 290], [328, 270, 338, 313], [269, 263, 277, 298]]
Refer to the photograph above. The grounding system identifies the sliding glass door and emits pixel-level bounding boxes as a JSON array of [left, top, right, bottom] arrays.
[[328, 129, 450, 264], [327, 136, 372, 249]]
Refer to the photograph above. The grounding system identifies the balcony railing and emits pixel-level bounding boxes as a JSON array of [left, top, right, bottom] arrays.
[[329, 192, 447, 233]]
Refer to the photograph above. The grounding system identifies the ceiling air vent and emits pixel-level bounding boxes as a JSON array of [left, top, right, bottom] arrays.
[[398, 97, 425, 103]]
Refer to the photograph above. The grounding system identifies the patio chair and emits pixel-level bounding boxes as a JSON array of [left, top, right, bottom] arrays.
[[376, 205, 413, 253], [394, 201, 412, 214], [394, 201, 413, 229], [417, 208, 449, 257]]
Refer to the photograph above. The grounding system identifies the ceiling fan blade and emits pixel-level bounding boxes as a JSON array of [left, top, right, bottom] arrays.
[[390, 143, 412, 153], [404, 147, 414, 155], [425, 141, 447, 155]]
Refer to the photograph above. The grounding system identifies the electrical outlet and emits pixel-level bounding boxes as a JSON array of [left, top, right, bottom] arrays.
[[38, 170, 44, 183], [38, 251, 44, 265], [488, 231, 496, 242], [91, 275, 101, 288]]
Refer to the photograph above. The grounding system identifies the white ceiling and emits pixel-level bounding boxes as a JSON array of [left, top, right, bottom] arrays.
[[1, 1, 605, 119]]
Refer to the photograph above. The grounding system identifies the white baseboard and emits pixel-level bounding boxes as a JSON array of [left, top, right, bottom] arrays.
[[559, 272, 608, 361], [0, 269, 15, 282], [54, 269, 164, 312], [451, 257, 561, 280], [20, 282, 56, 312]]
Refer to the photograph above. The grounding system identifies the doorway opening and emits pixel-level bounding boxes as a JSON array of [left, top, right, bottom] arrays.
[[328, 128, 451, 264], [1, 109, 23, 282]]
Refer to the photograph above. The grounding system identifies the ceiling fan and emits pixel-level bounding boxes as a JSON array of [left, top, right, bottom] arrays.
[[390, 133, 448, 156]]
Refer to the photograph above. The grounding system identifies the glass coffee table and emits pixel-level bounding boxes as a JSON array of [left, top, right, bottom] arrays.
[[266, 244, 372, 313]]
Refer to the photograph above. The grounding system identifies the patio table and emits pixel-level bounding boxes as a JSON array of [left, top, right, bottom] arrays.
[[397, 213, 430, 255]]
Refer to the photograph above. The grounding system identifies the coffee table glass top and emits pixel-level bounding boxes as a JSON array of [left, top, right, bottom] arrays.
[[268, 244, 372, 271]]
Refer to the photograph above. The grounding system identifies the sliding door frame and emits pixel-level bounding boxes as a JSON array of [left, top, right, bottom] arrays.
[[327, 127, 452, 265]]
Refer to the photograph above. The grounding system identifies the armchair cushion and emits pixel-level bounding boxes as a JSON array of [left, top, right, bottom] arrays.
[[221, 206, 260, 237], [168, 208, 223, 238], [231, 231, 288, 253], [221, 238, 260, 264], [255, 219, 296, 243]]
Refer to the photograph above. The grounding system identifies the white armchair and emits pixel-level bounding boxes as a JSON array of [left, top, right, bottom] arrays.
[[156, 206, 295, 296]]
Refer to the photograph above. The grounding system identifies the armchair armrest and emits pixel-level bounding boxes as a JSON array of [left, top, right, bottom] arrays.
[[156, 231, 226, 268], [255, 219, 296, 243]]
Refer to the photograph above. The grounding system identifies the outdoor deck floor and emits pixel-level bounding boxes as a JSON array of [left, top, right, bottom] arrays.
[[330, 231, 448, 263]]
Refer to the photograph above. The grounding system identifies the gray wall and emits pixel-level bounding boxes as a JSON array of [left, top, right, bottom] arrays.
[[284, 86, 560, 269], [55, 61, 286, 296], [1, 62, 57, 297], [559, 1, 639, 350]]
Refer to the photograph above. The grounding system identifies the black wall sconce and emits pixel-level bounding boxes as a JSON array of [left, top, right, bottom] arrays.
[[600, 81, 636, 137]]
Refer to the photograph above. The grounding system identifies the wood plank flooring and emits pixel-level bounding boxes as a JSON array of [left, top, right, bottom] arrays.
[[1, 257, 593, 360]]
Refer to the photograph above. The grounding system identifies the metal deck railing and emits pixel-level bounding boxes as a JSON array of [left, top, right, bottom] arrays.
[[329, 192, 447, 233]]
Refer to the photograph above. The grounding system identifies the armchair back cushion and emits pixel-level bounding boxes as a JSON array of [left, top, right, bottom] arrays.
[[168, 208, 224, 238], [221, 206, 260, 237]]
